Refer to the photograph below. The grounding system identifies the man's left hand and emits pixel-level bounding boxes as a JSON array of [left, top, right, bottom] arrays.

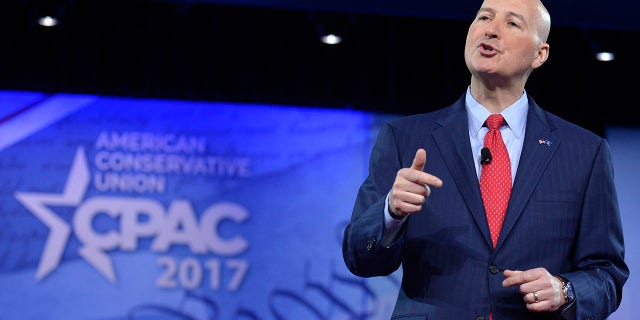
[[502, 268, 566, 312]]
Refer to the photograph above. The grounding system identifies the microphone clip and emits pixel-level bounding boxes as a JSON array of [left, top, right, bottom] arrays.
[[481, 147, 492, 165]]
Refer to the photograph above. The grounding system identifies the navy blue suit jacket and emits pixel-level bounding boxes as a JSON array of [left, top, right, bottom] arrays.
[[342, 94, 628, 319]]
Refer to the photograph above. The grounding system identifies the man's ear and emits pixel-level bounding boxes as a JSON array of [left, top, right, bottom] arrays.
[[532, 43, 550, 69]]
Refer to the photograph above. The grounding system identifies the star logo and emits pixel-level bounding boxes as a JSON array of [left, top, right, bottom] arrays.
[[14, 147, 90, 281]]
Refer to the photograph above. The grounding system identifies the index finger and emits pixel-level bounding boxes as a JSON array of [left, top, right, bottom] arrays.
[[408, 149, 443, 189], [502, 269, 534, 287]]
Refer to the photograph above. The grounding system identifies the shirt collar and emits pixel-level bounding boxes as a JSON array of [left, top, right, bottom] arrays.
[[465, 86, 528, 139]]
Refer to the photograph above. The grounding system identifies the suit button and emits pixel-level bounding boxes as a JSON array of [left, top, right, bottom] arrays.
[[475, 315, 486, 320], [489, 265, 499, 274], [366, 237, 377, 251]]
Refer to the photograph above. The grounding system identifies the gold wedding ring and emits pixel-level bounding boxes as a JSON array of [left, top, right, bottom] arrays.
[[532, 291, 539, 303], [425, 184, 431, 197]]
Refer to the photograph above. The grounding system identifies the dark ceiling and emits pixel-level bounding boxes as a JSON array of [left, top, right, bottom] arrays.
[[168, 0, 640, 31], [1, 0, 639, 135]]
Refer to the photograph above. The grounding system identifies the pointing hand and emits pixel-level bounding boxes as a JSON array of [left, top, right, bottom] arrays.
[[388, 149, 442, 218]]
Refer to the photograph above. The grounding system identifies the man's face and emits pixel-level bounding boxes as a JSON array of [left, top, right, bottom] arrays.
[[463, 0, 544, 81]]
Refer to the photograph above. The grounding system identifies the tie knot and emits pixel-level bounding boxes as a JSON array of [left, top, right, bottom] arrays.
[[485, 114, 505, 130]]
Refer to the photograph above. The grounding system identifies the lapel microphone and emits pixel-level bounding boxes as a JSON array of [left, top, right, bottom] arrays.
[[481, 147, 492, 164]]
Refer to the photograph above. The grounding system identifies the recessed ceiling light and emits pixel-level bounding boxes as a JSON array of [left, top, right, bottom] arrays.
[[320, 34, 342, 45], [595, 52, 615, 62], [38, 16, 58, 27]]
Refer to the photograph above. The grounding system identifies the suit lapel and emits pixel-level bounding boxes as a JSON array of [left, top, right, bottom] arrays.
[[432, 99, 494, 249], [495, 99, 561, 250]]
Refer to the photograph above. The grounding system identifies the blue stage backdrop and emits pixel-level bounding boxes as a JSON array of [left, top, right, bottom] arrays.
[[607, 127, 640, 320], [0, 91, 637, 319], [0, 91, 402, 319]]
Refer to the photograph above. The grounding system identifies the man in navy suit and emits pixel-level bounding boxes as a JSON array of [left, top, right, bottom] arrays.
[[342, 0, 629, 319]]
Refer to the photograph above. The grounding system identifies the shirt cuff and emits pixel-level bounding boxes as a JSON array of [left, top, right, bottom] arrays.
[[382, 192, 406, 247]]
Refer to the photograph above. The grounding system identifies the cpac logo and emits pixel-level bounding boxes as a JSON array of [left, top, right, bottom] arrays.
[[15, 147, 248, 283]]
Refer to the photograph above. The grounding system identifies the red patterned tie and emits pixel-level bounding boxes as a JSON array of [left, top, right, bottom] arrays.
[[480, 114, 512, 248]]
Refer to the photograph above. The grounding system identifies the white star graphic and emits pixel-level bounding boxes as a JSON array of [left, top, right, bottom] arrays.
[[14, 147, 90, 280]]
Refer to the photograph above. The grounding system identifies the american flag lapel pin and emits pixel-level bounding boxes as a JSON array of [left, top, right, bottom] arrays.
[[538, 138, 552, 146]]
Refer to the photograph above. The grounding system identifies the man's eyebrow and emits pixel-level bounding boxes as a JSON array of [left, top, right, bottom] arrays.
[[476, 7, 495, 15], [505, 11, 526, 22], [477, 7, 526, 23]]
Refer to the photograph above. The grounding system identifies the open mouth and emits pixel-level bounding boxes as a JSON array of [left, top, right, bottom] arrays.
[[478, 42, 498, 55]]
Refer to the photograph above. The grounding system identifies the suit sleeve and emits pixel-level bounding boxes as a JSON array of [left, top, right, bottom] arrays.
[[342, 122, 406, 277], [560, 139, 629, 319]]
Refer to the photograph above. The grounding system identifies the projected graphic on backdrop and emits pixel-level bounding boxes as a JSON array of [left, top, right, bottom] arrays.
[[0, 92, 402, 319]]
